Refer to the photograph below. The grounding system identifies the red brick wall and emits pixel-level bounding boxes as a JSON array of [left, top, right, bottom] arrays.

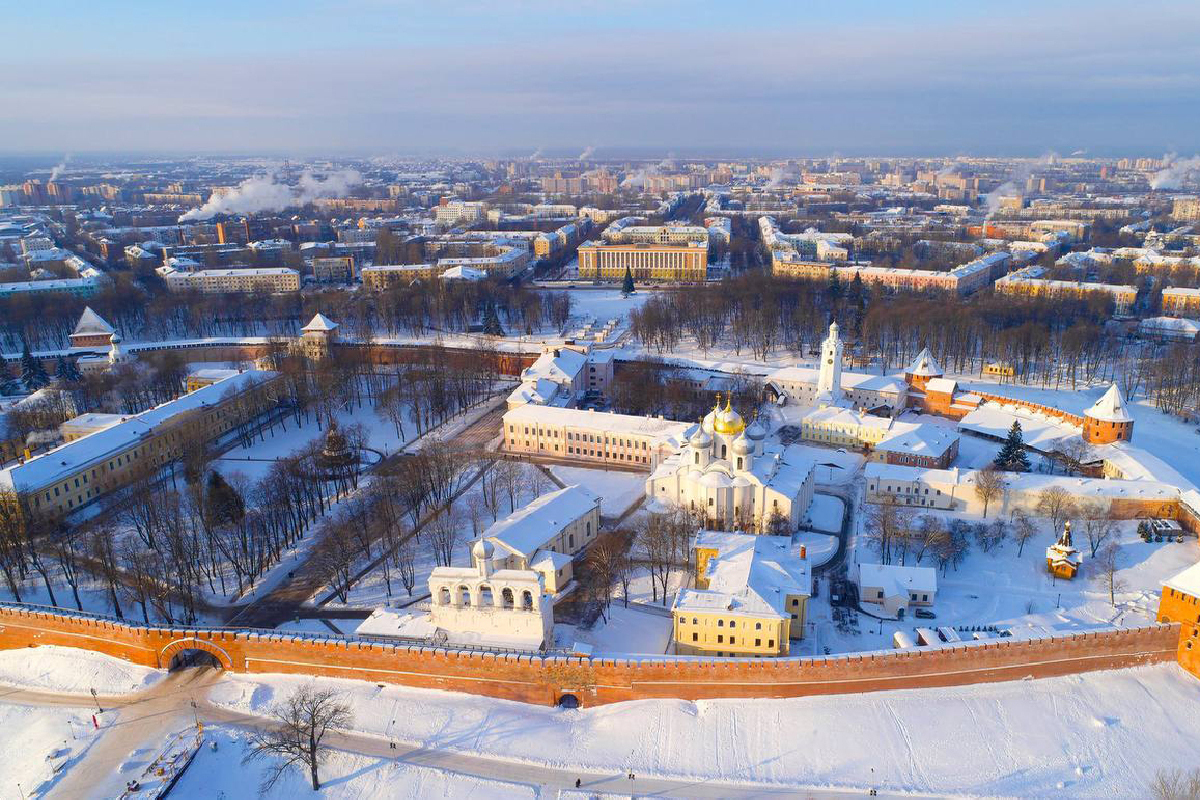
[[0, 606, 1186, 706]]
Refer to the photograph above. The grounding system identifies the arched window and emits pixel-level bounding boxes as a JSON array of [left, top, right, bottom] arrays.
[[586, 521, 591, 536], [479, 585, 494, 606], [694, 452, 699, 464], [721, 444, 727, 459], [736, 457, 743, 470], [501, 588, 515, 608], [569, 534, 575, 548], [459, 585, 472, 606], [522, 590, 534, 610], [438, 586, 451, 606]]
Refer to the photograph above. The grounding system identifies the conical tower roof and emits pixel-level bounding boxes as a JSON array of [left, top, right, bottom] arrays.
[[906, 347, 943, 378], [302, 313, 339, 332], [72, 306, 115, 336], [1086, 384, 1132, 424]]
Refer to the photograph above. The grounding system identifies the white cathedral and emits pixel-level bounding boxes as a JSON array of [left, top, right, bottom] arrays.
[[646, 395, 816, 533]]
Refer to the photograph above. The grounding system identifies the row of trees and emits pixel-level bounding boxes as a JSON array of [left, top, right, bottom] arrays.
[[625, 273, 1136, 392], [0, 271, 576, 352]]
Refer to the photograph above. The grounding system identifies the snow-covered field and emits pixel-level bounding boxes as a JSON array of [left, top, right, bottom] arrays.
[[0, 703, 103, 798], [207, 663, 1200, 797], [556, 603, 673, 655], [171, 726, 533, 800], [807, 511, 1197, 657], [0, 645, 162, 695], [806, 493, 844, 533], [548, 464, 645, 518], [331, 460, 549, 609]]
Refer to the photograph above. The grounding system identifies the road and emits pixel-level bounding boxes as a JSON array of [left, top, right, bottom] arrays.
[[0, 668, 914, 799]]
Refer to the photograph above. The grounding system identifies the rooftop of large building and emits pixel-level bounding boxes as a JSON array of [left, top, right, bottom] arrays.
[[674, 531, 809, 620]]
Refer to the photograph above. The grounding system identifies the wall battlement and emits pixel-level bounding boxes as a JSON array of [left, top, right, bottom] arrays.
[[0, 604, 1187, 706]]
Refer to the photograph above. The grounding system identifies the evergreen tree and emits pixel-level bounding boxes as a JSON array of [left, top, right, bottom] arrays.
[[993, 421, 1032, 472], [827, 271, 843, 302], [20, 343, 48, 391], [204, 470, 245, 527], [481, 303, 505, 336], [621, 265, 636, 297], [60, 356, 82, 383], [848, 272, 866, 335]]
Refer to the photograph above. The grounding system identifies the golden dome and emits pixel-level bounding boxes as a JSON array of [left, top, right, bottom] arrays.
[[712, 395, 745, 435]]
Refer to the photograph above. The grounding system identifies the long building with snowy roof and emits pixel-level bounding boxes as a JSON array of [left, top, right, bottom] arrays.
[[1, 370, 282, 516]]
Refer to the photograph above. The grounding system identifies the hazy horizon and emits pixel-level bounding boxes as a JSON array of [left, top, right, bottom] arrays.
[[4, 0, 1199, 156]]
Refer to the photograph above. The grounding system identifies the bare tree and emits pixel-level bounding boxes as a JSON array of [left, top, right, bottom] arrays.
[[584, 533, 625, 623], [974, 466, 1005, 519], [1011, 509, 1038, 558], [1080, 503, 1118, 557], [427, 506, 462, 568], [1149, 767, 1200, 800], [914, 514, 948, 565], [865, 502, 909, 565], [243, 685, 353, 792], [1035, 486, 1076, 536], [1092, 542, 1126, 607]]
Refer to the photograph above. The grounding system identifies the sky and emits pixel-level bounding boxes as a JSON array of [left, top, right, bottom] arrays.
[[3, 0, 1199, 157]]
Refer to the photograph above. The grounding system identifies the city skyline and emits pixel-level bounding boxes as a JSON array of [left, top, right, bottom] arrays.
[[4, 0, 1200, 155]]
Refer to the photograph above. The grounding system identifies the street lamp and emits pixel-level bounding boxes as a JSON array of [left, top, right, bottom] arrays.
[[90, 687, 101, 713]]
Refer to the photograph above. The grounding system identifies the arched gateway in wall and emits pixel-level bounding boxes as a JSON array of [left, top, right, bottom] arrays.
[[158, 637, 234, 670]]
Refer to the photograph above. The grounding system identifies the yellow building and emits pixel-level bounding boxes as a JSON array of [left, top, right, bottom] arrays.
[[672, 531, 810, 657], [361, 264, 441, 289], [162, 267, 301, 294], [1, 371, 283, 517], [995, 267, 1137, 315], [577, 241, 707, 282], [1162, 287, 1200, 317]]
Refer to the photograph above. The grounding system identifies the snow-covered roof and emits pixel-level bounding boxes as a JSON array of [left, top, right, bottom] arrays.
[[1139, 317, 1200, 338], [71, 306, 114, 336], [302, 313, 338, 332], [858, 563, 937, 597], [875, 424, 960, 457], [675, 532, 810, 619], [480, 485, 599, 560], [906, 348, 943, 377], [504, 404, 692, 441], [924, 377, 958, 395], [1085, 384, 1132, 424], [1163, 562, 1200, 598], [768, 366, 907, 396], [0, 370, 277, 493], [521, 347, 587, 386]]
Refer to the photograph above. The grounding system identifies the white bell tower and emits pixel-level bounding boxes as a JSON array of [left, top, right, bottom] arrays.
[[816, 321, 843, 407]]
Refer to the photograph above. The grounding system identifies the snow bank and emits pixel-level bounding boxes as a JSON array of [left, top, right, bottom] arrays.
[[0, 703, 102, 797], [170, 726, 533, 799], [209, 663, 1200, 797], [0, 645, 162, 695]]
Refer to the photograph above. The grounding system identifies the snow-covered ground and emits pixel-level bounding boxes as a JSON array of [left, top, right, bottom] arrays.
[[796, 532, 839, 568], [0, 703, 104, 798], [548, 464, 645, 518], [806, 493, 844, 533], [556, 603, 673, 655], [806, 512, 1196, 657], [0, 645, 162, 695], [330, 460, 549, 609], [171, 726, 533, 800], [207, 663, 1200, 797]]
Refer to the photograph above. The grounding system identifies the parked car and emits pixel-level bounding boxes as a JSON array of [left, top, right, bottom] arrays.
[[914, 608, 937, 620]]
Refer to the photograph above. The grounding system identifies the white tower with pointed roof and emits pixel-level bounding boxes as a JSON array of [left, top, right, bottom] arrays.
[[815, 321, 843, 407], [299, 312, 339, 360], [1083, 383, 1134, 444]]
